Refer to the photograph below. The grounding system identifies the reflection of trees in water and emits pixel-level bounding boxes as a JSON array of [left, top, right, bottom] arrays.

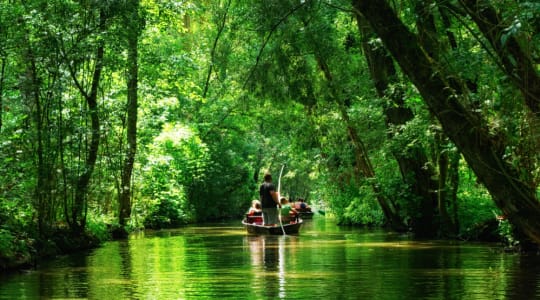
[[118, 240, 136, 298], [39, 254, 90, 298], [401, 245, 465, 298], [507, 255, 540, 299]]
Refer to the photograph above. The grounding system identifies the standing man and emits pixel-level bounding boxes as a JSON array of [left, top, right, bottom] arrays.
[[259, 173, 280, 225]]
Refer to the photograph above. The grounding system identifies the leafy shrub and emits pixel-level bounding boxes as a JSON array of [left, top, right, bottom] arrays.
[[497, 219, 518, 247], [0, 229, 16, 259], [457, 181, 498, 235], [144, 197, 191, 229], [323, 180, 384, 226], [85, 214, 111, 242], [343, 196, 384, 226], [138, 123, 204, 226]]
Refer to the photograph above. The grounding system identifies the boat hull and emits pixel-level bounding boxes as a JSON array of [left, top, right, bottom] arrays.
[[298, 211, 314, 219], [242, 219, 303, 235]]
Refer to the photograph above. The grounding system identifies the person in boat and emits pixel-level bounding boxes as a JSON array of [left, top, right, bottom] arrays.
[[280, 197, 298, 223], [294, 198, 311, 212], [247, 199, 263, 224], [248, 200, 262, 216], [259, 173, 281, 226]]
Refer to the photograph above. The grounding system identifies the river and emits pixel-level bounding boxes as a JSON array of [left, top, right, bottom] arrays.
[[1, 217, 539, 299]]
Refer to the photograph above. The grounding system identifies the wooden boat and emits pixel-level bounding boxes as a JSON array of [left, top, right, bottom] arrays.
[[242, 215, 303, 235], [293, 199, 313, 219], [297, 210, 314, 219]]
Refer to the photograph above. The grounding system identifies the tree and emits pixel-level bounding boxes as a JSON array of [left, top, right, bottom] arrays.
[[14, 0, 66, 236], [65, 8, 106, 233], [354, 11, 440, 236], [458, 0, 540, 116], [240, 0, 403, 227], [353, 0, 540, 244], [118, 0, 143, 230]]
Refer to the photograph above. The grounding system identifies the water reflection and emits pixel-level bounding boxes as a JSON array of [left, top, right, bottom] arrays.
[[1, 220, 540, 299], [507, 255, 540, 299], [247, 235, 276, 298], [118, 240, 135, 298], [246, 235, 294, 299]]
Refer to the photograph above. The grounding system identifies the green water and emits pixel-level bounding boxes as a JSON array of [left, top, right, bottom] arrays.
[[1, 217, 539, 299]]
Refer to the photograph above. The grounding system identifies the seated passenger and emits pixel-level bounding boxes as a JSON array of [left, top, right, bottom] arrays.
[[248, 199, 262, 216], [295, 198, 311, 212], [280, 197, 298, 223], [247, 200, 263, 224]]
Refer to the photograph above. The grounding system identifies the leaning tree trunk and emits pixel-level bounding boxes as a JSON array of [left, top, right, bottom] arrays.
[[413, 0, 456, 236], [355, 12, 438, 237], [314, 52, 405, 231], [352, 0, 540, 244]]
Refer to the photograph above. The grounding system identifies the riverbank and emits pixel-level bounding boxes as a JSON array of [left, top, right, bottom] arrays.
[[1, 227, 106, 272]]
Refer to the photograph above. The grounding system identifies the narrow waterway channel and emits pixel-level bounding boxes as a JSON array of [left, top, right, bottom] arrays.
[[1, 217, 539, 299]]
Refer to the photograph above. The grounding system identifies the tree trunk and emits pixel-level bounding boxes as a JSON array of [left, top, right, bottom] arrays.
[[20, 29, 56, 237], [202, 0, 232, 99], [448, 150, 461, 235], [314, 52, 405, 231], [435, 132, 452, 236], [119, 0, 141, 228], [353, 0, 540, 244], [340, 104, 405, 230], [414, 0, 459, 237], [69, 10, 106, 233], [355, 12, 438, 236], [0, 59, 5, 131]]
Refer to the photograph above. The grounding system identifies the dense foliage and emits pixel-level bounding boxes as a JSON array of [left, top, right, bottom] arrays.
[[0, 0, 538, 268]]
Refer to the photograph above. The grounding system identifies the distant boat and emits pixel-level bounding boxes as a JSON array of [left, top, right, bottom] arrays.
[[297, 210, 314, 219], [293, 199, 314, 219], [242, 216, 303, 235]]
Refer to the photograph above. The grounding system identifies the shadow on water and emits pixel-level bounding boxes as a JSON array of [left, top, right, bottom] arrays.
[[1, 217, 540, 299]]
